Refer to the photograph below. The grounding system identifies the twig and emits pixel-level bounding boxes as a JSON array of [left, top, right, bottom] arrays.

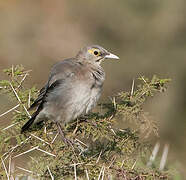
[[0, 104, 20, 118], [47, 166, 54, 180], [14, 109, 21, 113], [112, 97, 116, 109], [147, 141, 160, 167], [120, 158, 128, 168], [8, 156, 14, 177], [17, 73, 28, 89], [2, 122, 19, 131], [139, 75, 152, 98], [131, 159, 137, 170], [1, 157, 10, 180], [30, 133, 50, 145], [130, 79, 135, 96], [101, 166, 105, 180], [17, 166, 33, 174], [96, 150, 102, 164], [108, 156, 116, 168], [29, 156, 39, 164], [98, 166, 104, 180], [13, 146, 39, 158], [44, 126, 47, 134], [85, 169, 90, 180], [140, 75, 147, 84], [110, 127, 116, 135], [159, 143, 169, 171], [51, 132, 59, 144], [28, 89, 31, 108], [13, 145, 55, 159], [75, 138, 88, 147], [9, 82, 31, 118], [74, 164, 77, 180], [9, 82, 21, 102], [37, 148, 56, 157], [8, 156, 11, 176], [2, 136, 31, 159], [98, 166, 105, 180]]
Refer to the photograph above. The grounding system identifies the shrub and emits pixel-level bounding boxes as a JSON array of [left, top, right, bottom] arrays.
[[0, 65, 171, 179]]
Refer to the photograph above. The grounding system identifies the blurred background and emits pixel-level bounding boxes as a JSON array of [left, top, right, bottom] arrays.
[[0, 0, 186, 177]]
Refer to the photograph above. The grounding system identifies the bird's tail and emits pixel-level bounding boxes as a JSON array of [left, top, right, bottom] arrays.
[[21, 112, 38, 133]]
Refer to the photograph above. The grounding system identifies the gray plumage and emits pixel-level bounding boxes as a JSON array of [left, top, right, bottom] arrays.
[[21, 45, 119, 133]]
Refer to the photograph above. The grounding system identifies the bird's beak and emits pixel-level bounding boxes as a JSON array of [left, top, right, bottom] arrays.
[[105, 53, 119, 60]]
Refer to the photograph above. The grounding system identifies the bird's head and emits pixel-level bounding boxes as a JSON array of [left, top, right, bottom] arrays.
[[76, 45, 119, 64]]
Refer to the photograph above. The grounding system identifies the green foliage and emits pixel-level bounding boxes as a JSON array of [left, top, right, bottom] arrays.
[[0, 66, 171, 179]]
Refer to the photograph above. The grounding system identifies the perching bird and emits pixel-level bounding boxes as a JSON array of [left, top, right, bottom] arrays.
[[21, 45, 119, 142]]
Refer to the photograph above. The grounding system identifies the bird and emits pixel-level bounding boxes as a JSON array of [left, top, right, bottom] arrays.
[[21, 45, 119, 143]]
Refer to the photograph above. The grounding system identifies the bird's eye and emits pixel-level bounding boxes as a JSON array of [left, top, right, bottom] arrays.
[[94, 51, 99, 55]]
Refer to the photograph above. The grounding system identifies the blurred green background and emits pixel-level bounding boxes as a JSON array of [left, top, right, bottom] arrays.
[[0, 0, 186, 177]]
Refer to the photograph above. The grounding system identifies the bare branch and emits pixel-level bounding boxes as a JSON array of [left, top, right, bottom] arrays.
[[1, 157, 10, 180], [9, 82, 31, 118], [130, 79, 135, 96], [147, 141, 160, 167], [17, 73, 28, 89], [13, 146, 39, 158], [30, 134, 50, 145], [159, 143, 169, 171], [2, 122, 19, 131], [36, 148, 56, 157], [96, 150, 102, 164], [17, 166, 33, 174], [74, 164, 77, 180], [3, 136, 31, 159], [51, 132, 59, 144], [0, 104, 20, 118], [85, 169, 90, 180], [47, 166, 54, 180], [28, 90, 31, 108]]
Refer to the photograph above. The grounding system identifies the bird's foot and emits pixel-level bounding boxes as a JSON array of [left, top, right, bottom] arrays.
[[56, 122, 75, 148], [62, 136, 74, 146]]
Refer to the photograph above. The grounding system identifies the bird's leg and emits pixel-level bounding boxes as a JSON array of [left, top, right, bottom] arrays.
[[56, 122, 74, 146], [56, 122, 66, 143]]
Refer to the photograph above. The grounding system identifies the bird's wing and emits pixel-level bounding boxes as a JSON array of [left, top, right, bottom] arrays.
[[21, 78, 65, 133], [28, 83, 49, 110], [29, 59, 77, 110]]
